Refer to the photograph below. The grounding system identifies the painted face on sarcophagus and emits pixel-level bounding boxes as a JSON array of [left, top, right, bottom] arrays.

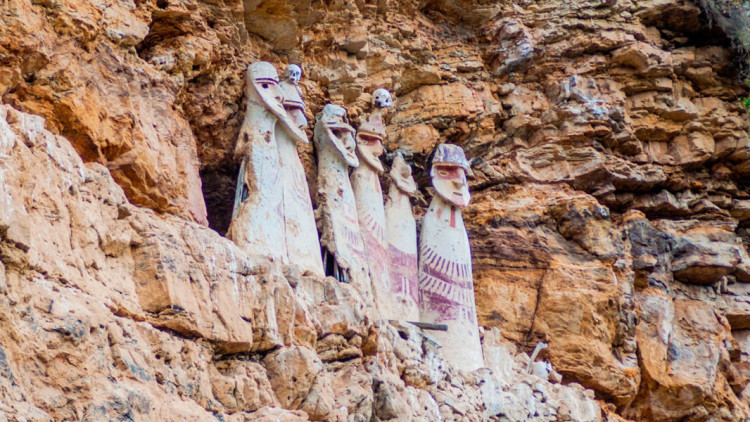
[[281, 65, 308, 137], [282, 92, 308, 134], [372, 88, 392, 109], [430, 144, 474, 208], [248, 62, 306, 143], [390, 152, 417, 195], [356, 114, 386, 172], [316, 104, 359, 167], [248, 62, 285, 116]]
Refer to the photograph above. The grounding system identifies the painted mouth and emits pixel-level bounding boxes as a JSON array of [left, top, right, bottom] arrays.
[[357, 132, 383, 143], [284, 101, 305, 109]]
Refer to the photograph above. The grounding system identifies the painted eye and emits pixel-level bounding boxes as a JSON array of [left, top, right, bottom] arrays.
[[262, 83, 270, 89], [439, 170, 449, 176]]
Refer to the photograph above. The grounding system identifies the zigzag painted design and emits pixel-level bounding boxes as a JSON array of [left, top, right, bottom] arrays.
[[419, 246, 471, 289], [361, 211, 386, 240], [418, 273, 473, 306]]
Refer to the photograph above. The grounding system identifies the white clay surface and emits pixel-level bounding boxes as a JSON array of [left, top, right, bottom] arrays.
[[418, 193, 483, 371], [278, 78, 324, 277], [314, 105, 373, 307], [385, 182, 419, 321], [352, 161, 390, 319]]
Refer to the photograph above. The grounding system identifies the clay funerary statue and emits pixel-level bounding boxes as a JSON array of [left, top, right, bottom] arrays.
[[418, 143, 483, 371], [313, 104, 373, 305], [384, 152, 419, 321], [228, 62, 322, 277], [278, 64, 324, 277], [352, 91, 392, 317]]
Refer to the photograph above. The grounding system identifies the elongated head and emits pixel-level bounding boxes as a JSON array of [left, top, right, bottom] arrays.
[[315, 104, 359, 167], [429, 144, 473, 207], [356, 114, 386, 172], [281, 81, 308, 140], [248, 62, 306, 143], [389, 152, 417, 195], [248, 62, 285, 115]]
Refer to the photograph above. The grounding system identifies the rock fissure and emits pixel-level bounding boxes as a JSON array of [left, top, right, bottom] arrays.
[[3, 0, 750, 420]]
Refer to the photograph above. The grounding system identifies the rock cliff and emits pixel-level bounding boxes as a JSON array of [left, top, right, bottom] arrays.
[[1, 0, 750, 420]]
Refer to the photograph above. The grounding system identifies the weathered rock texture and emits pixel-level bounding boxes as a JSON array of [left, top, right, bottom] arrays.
[[2, 0, 750, 420], [0, 104, 602, 420]]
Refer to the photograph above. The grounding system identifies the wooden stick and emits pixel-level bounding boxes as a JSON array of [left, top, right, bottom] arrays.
[[406, 321, 448, 331]]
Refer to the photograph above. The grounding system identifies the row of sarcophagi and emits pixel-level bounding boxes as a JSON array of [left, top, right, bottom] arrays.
[[226, 61, 483, 371]]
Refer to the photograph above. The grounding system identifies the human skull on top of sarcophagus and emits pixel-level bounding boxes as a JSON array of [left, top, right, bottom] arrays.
[[384, 152, 419, 322], [277, 63, 325, 277], [280, 64, 306, 129], [313, 104, 375, 309], [227, 62, 306, 267], [417, 143, 484, 371], [284, 63, 302, 85], [372, 88, 393, 109]]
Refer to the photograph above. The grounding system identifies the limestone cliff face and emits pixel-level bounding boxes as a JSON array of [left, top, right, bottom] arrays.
[[1, 0, 750, 420]]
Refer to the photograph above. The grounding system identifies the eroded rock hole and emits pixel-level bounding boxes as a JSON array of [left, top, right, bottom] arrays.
[[200, 165, 238, 235]]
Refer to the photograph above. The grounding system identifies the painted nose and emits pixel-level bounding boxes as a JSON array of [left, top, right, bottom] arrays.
[[452, 179, 463, 188]]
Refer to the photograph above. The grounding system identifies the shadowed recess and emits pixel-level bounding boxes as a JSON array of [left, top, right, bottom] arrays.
[[201, 166, 238, 235]]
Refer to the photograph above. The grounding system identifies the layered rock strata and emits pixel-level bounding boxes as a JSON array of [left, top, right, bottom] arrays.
[[0, 104, 603, 420], [1, 0, 750, 419]]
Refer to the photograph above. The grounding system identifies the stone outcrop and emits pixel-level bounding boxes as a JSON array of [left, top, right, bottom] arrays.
[[0, 0, 209, 224], [2, 0, 750, 419], [1, 104, 606, 420]]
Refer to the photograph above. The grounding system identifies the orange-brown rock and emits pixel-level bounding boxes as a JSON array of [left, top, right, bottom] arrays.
[[1, 103, 605, 420], [0, 0, 209, 224], [3, 0, 750, 419]]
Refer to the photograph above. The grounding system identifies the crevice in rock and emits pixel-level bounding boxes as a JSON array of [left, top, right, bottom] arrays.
[[213, 350, 269, 363], [135, 10, 193, 59], [523, 268, 547, 346], [201, 165, 239, 235], [737, 221, 750, 252]]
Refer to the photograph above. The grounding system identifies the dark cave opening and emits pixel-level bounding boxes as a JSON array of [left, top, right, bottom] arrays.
[[200, 165, 239, 235]]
